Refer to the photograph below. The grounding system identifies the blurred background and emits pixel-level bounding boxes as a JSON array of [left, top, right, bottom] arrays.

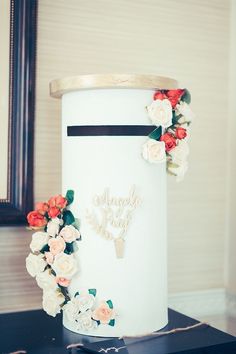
[[0, 0, 236, 334]]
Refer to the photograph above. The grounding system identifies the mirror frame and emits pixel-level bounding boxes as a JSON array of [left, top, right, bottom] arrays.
[[0, 0, 37, 225]]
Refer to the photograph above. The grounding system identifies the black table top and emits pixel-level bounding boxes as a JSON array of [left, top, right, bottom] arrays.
[[0, 308, 236, 354]]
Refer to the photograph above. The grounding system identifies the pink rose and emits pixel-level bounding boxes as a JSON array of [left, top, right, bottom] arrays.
[[45, 251, 54, 265], [48, 237, 66, 256], [92, 302, 115, 324], [56, 277, 70, 287]]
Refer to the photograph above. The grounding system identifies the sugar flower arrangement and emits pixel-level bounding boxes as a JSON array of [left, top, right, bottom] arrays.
[[142, 88, 194, 181], [26, 191, 115, 331]]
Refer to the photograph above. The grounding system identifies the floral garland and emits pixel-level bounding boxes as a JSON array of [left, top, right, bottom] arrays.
[[142, 88, 194, 181], [26, 191, 116, 332]]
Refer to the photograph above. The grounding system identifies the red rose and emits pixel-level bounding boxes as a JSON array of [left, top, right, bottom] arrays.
[[175, 127, 187, 140], [166, 89, 185, 108], [160, 133, 177, 152], [48, 194, 67, 209], [36, 202, 49, 215], [55, 195, 67, 209], [153, 91, 167, 101], [27, 210, 47, 228], [48, 207, 60, 218]]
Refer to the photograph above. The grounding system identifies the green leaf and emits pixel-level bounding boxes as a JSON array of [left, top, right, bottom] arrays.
[[74, 291, 80, 297], [50, 268, 56, 277], [64, 242, 74, 254], [66, 190, 74, 205], [88, 288, 97, 297], [172, 111, 179, 125], [63, 210, 75, 225], [182, 89, 191, 104], [108, 319, 115, 327], [58, 287, 70, 302], [40, 244, 50, 253], [72, 218, 81, 231], [106, 300, 113, 309], [148, 126, 162, 141]]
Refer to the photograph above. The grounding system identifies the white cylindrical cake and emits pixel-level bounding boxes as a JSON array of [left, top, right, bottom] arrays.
[[50, 74, 178, 337]]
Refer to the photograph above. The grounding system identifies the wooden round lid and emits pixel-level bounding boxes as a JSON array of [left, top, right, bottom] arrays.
[[50, 74, 178, 98]]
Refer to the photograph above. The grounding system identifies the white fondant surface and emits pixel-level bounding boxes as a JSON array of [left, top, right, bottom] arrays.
[[61, 88, 168, 336]]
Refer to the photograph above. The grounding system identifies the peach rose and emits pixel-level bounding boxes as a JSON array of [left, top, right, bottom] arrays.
[[48, 237, 66, 256], [45, 251, 54, 265], [60, 225, 81, 243], [48, 195, 67, 209], [92, 302, 115, 324], [27, 210, 47, 228], [36, 202, 49, 215], [52, 252, 77, 279], [56, 277, 71, 287]]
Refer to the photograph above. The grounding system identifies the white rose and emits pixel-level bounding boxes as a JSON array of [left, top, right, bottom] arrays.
[[63, 297, 81, 321], [142, 139, 166, 163], [36, 269, 58, 290], [176, 101, 195, 123], [47, 217, 63, 237], [147, 99, 173, 128], [168, 160, 188, 182], [42, 289, 65, 317], [75, 292, 95, 313], [169, 139, 189, 165], [30, 231, 49, 253], [60, 225, 80, 243], [51, 252, 78, 279], [26, 253, 47, 277], [76, 310, 97, 331]]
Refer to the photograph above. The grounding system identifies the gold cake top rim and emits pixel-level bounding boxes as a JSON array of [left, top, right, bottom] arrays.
[[50, 74, 179, 98]]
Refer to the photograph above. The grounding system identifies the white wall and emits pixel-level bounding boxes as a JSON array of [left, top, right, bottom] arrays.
[[226, 0, 236, 295], [0, 0, 233, 312]]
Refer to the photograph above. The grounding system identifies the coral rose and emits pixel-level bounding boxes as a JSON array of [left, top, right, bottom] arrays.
[[27, 210, 47, 228], [48, 237, 66, 256], [36, 202, 49, 215], [48, 207, 60, 218], [175, 127, 187, 140], [160, 133, 177, 152], [166, 89, 185, 108], [92, 301, 115, 324], [153, 91, 167, 101], [48, 195, 67, 209]]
